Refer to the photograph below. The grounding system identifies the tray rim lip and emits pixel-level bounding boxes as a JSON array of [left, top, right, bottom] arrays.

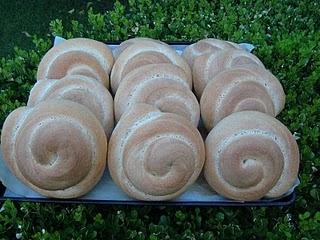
[[0, 184, 296, 206], [104, 40, 194, 45], [51, 36, 195, 46], [0, 39, 297, 207]]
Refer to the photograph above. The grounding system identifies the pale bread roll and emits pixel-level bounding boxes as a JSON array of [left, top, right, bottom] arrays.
[[113, 37, 169, 59], [110, 41, 192, 93], [182, 38, 240, 67], [204, 111, 299, 201], [37, 38, 114, 88], [200, 65, 285, 130], [28, 75, 114, 137], [114, 64, 199, 126], [0, 100, 107, 198], [193, 49, 265, 97], [108, 103, 205, 201]]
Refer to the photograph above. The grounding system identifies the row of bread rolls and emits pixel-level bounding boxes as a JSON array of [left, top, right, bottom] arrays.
[[183, 38, 299, 200], [1, 38, 114, 198], [0, 37, 299, 201], [109, 38, 204, 200]]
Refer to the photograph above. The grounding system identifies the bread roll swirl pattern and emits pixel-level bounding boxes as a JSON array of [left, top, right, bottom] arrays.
[[182, 38, 240, 67], [28, 75, 114, 137], [0, 100, 107, 198], [108, 104, 205, 200], [204, 111, 299, 201], [114, 64, 199, 126], [113, 37, 169, 59], [37, 38, 114, 88], [200, 65, 285, 130], [193, 49, 265, 97], [110, 41, 192, 93]]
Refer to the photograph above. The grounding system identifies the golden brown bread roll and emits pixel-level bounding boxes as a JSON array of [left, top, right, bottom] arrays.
[[114, 64, 199, 126], [113, 37, 169, 59], [193, 49, 265, 97], [204, 111, 299, 201], [28, 75, 114, 137], [108, 103, 205, 201], [182, 38, 240, 67], [200, 65, 286, 130], [37, 38, 114, 88], [110, 41, 192, 93], [0, 100, 107, 198]]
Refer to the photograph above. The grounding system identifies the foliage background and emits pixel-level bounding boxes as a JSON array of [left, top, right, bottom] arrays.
[[0, 0, 319, 239]]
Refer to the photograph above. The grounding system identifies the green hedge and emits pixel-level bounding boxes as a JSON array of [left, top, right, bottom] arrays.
[[0, 0, 319, 239]]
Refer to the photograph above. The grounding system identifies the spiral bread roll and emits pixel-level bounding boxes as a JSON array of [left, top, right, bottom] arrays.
[[37, 38, 114, 88], [108, 103, 205, 201], [182, 38, 240, 67], [193, 49, 265, 97], [110, 41, 192, 93], [113, 37, 169, 59], [200, 65, 286, 130], [1, 100, 107, 198], [114, 64, 199, 126], [27, 75, 114, 137], [204, 111, 299, 201]]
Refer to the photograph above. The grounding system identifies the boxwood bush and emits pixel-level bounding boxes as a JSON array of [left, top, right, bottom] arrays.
[[0, 0, 319, 239]]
